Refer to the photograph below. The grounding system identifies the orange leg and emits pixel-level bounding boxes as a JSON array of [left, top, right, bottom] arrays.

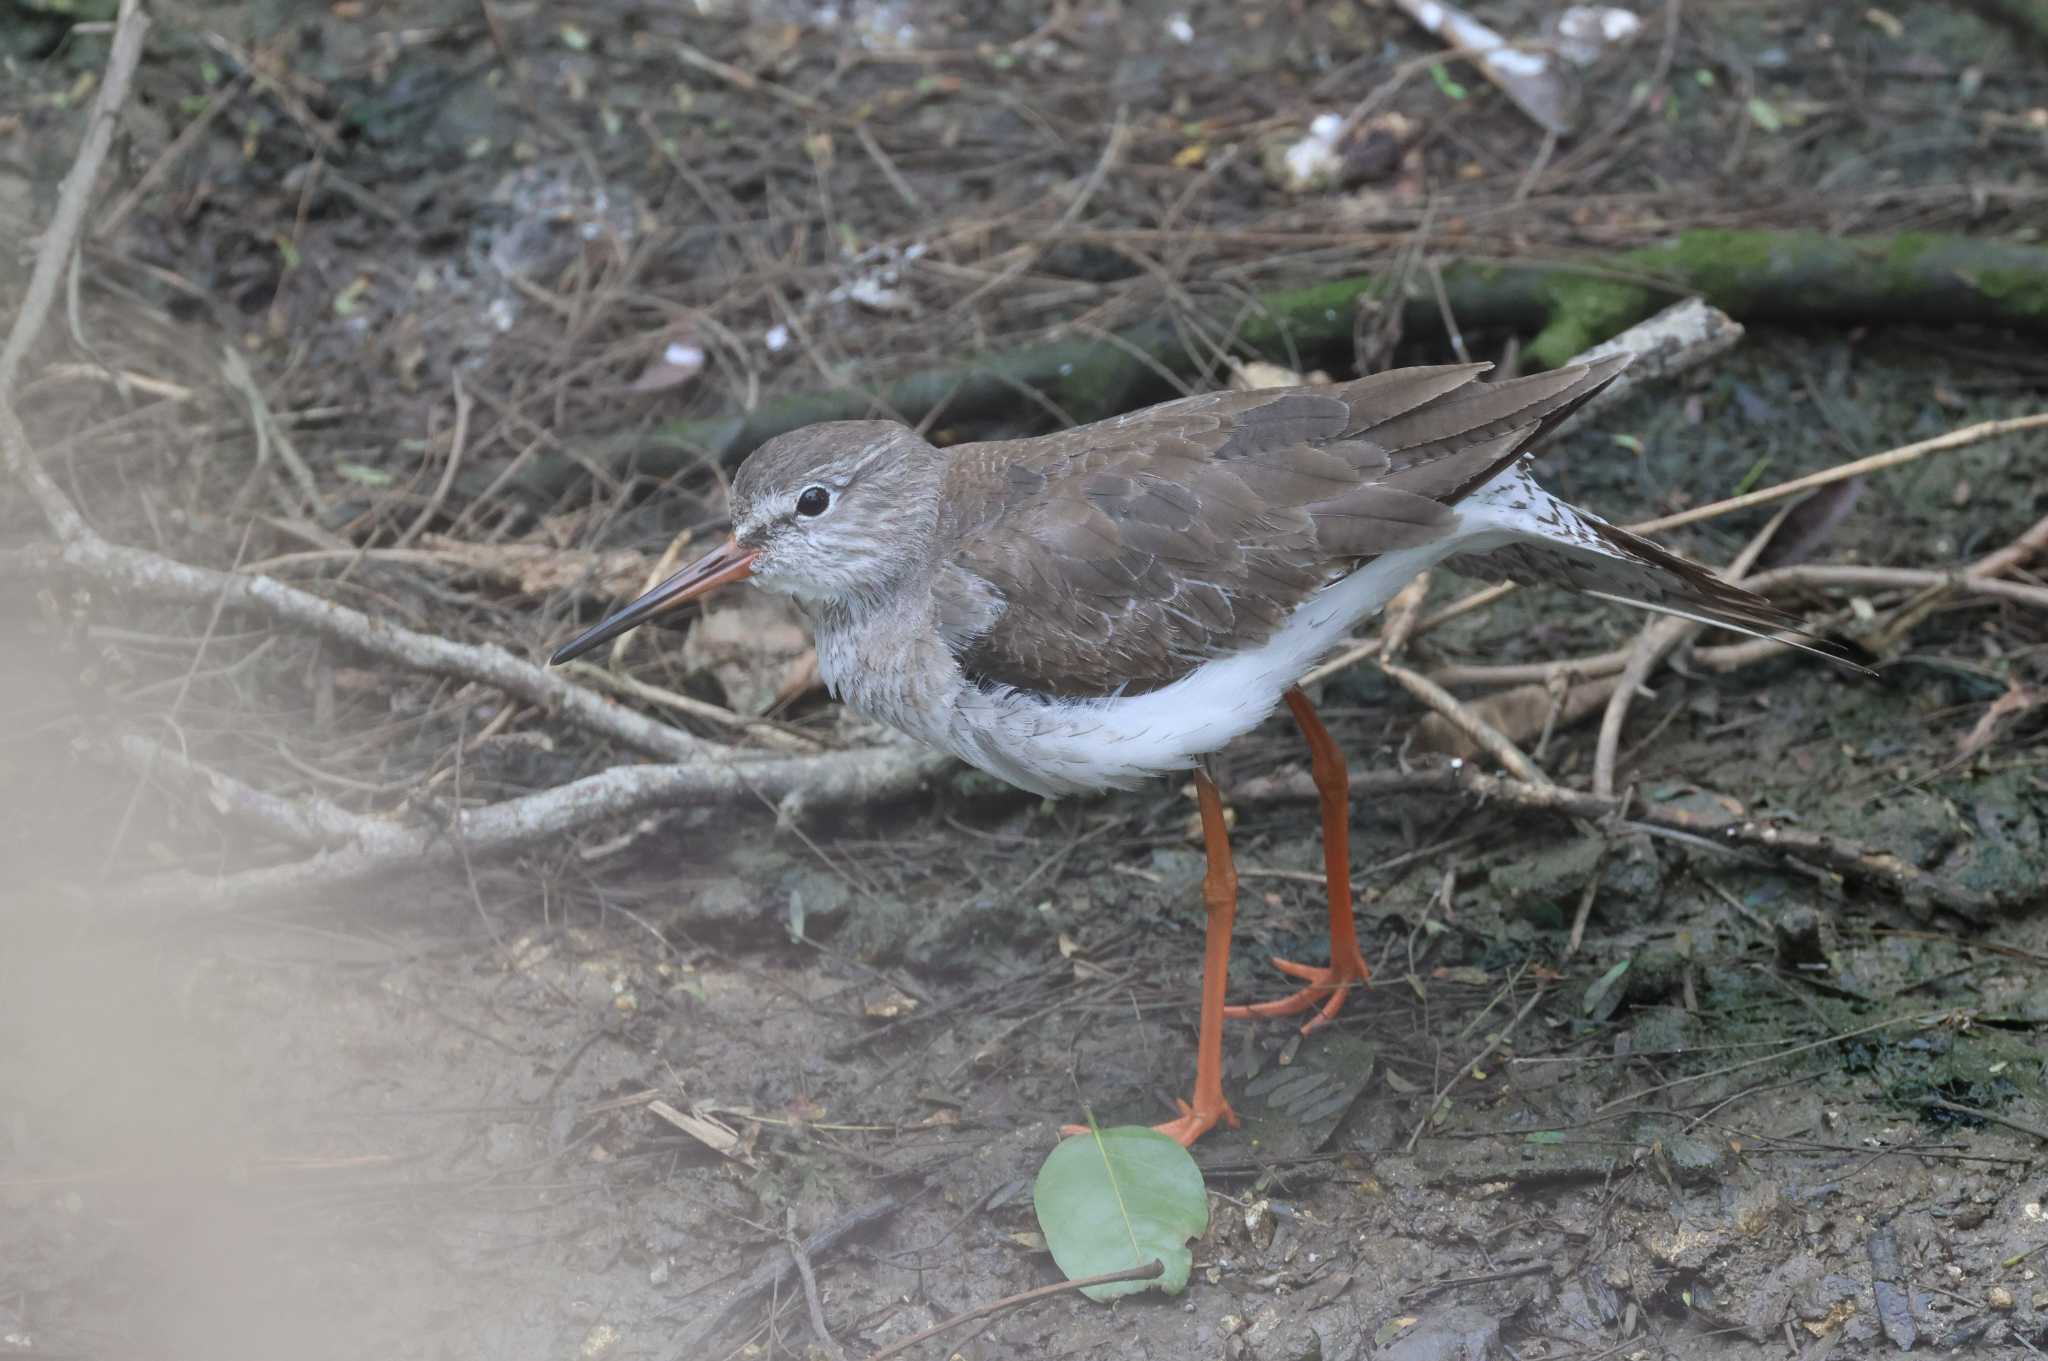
[[1064, 769, 1241, 1147], [1223, 687, 1372, 1034]]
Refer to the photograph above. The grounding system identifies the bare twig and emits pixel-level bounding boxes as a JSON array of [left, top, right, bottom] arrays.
[[1965, 510, 2048, 581], [684, 1198, 905, 1358], [0, 0, 148, 404], [1743, 562, 2048, 613], [1631, 412, 2048, 537], [1920, 1097, 2048, 1144], [114, 734, 367, 851], [1380, 659, 1551, 786], [1406, 975, 1548, 1152], [561, 661, 824, 752], [21, 531, 721, 764], [104, 742, 949, 916], [787, 1212, 849, 1361], [221, 343, 327, 516], [673, 38, 826, 114], [1593, 503, 1794, 797], [1597, 1011, 1943, 1114], [867, 1261, 1166, 1361], [390, 373, 473, 550], [1428, 650, 1631, 687], [1232, 762, 2000, 920]]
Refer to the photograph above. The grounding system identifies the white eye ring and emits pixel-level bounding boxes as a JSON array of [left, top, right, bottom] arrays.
[[796, 485, 831, 517]]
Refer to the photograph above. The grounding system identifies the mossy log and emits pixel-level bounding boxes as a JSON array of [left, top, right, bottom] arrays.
[[526, 229, 2048, 498]]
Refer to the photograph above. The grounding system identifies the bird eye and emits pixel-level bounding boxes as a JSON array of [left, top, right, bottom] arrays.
[[795, 486, 831, 517]]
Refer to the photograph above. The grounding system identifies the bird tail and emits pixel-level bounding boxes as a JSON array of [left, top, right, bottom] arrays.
[[1450, 468, 1866, 670]]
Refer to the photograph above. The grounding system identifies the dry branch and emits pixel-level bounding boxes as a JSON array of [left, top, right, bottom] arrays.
[[104, 741, 948, 917], [27, 524, 721, 765], [1232, 764, 2007, 921], [1592, 504, 1794, 798]]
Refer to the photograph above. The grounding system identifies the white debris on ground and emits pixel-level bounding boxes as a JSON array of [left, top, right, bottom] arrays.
[[468, 163, 640, 341], [1165, 12, 1194, 44], [1555, 6, 1644, 66], [809, 1, 918, 52], [1275, 113, 1347, 193], [826, 240, 928, 315], [629, 339, 707, 393], [1388, 0, 1580, 136]]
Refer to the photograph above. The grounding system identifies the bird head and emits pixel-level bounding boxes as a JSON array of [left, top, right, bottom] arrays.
[[548, 421, 940, 664]]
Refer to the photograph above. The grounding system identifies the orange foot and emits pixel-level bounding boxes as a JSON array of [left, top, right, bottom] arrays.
[[1224, 949, 1371, 1034], [1061, 1095, 1240, 1149]]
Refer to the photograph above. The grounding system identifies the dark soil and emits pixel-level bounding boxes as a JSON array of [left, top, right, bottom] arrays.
[[4, 2, 2048, 1359]]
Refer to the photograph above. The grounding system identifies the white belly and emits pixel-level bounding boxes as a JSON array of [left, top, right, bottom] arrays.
[[943, 536, 1471, 797]]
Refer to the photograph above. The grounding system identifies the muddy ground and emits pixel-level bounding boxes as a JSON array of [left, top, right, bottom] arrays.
[[4, 2, 2048, 1359]]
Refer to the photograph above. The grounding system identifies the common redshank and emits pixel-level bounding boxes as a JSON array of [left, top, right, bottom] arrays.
[[550, 356, 1820, 1145]]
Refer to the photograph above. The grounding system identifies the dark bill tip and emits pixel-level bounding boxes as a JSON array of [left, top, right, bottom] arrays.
[[547, 538, 756, 665]]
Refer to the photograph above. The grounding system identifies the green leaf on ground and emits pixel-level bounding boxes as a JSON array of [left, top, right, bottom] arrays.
[[1032, 1126, 1208, 1302], [1583, 958, 1632, 1017]]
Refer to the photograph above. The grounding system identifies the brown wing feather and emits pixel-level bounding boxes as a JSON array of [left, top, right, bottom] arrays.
[[939, 357, 1628, 697]]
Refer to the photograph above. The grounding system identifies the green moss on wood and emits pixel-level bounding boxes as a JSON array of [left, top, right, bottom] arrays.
[[513, 228, 2048, 499], [1526, 276, 1656, 370]]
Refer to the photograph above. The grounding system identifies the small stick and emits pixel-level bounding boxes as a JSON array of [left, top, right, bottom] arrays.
[[1596, 1011, 1941, 1113], [100, 742, 949, 916], [1380, 658, 1551, 786], [1742, 563, 2048, 612], [1429, 650, 1630, 687], [673, 39, 825, 113], [1565, 843, 1608, 957], [1965, 510, 2048, 580], [787, 1211, 848, 1361], [113, 734, 366, 850], [1230, 763, 2000, 919], [1920, 1098, 2048, 1144], [1405, 979, 1548, 1152], [682, 1198, 904, 1357], [1592, 503, 1793, 798], [866, 1261, 1165, 1361], [1377, 573, 1434, 660], [1630, 412, 2048, 537], [390, 373, 473, 551], [563, 662, 824, 751], [0, 0, 149, 403]]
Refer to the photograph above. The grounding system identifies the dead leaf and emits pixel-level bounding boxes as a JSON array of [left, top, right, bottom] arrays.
[[680, 592, 815, 715], [863, 988, 920, 1019]]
